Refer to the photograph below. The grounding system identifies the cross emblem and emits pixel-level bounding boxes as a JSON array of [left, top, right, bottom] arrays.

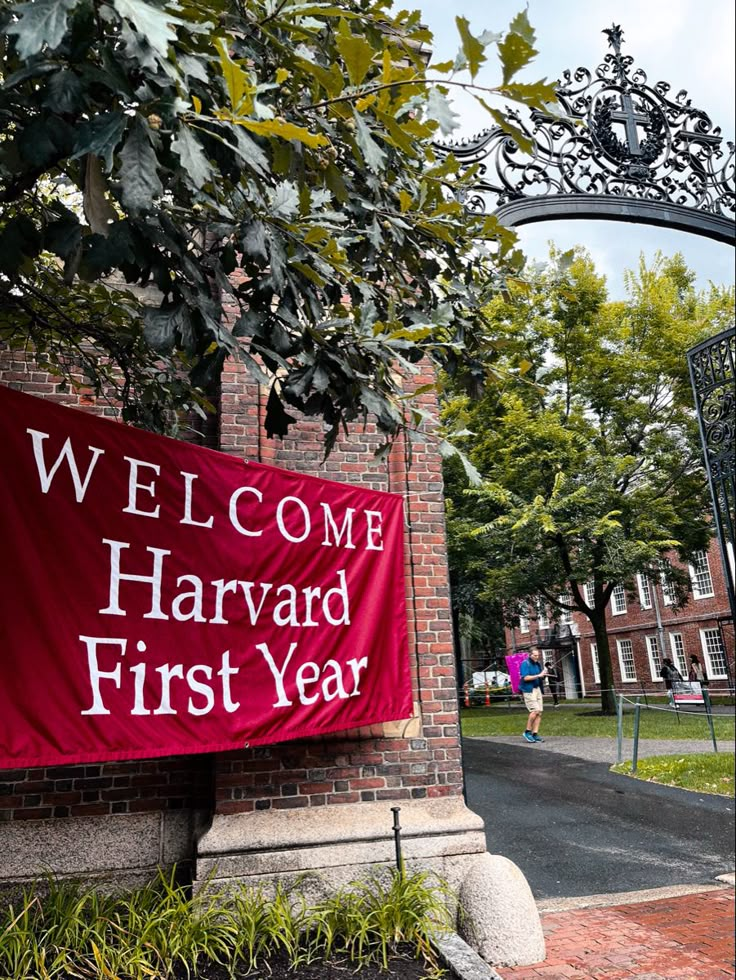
[[609, 91, 650, 156]]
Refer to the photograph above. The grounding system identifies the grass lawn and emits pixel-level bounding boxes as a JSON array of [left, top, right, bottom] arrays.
[[611, 752, 736, 796], [460, 706, 736, 741]]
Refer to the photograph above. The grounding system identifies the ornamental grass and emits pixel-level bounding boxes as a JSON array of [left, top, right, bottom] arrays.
[[0, 866, 454, 979]]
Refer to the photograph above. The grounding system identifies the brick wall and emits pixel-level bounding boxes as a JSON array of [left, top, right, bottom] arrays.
[[0, 353, 122, 418], [0, 757, 212, 822], [0, 342, 462, 841]]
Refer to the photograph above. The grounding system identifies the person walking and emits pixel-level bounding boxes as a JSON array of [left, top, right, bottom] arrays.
[[660, 657, 683, 691], [544, 660, 561, 706], [519, 648, 548, 743], [688, 654, 709, 687]]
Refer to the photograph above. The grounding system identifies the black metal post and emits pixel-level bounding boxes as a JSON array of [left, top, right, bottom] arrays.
[[703, 689, 718, 753], [616, 691, 624, 764], [390, 806, 403, 875], [632, 701, 641, 773]]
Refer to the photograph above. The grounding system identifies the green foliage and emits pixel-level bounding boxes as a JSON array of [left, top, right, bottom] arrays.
[[443, 249, 734, 711], [0, 0, 554, 444], [498, 10, 538, 85], [612, 751, 736, 795], [304, 869, 454, 972], [0, 866, 454, 978]]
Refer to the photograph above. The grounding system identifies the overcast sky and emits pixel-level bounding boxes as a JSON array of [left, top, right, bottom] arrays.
[[414, 0, 735, 298]]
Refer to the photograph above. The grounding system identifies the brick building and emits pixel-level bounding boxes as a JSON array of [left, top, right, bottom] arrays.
[[0, 342, 544, 964], [507, 537, 735, 698]]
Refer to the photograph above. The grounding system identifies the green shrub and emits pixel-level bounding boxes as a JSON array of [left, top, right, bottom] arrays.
[[308, 869, 455, 970], [0, 866, 453, 978]]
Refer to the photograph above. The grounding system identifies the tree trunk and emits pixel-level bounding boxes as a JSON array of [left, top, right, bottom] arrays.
[[590, 610, 617, 715]]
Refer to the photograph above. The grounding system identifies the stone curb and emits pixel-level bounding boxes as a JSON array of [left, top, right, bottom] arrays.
[[536, 877, 736, 914], [434, 932, 503, 980]]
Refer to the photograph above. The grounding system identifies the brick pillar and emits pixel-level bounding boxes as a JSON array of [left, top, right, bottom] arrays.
[[195, 359, 485, 901]]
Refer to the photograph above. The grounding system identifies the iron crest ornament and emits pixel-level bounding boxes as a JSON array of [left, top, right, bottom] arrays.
[[592, 24, 668, 175], [440, 25, 735, 243]]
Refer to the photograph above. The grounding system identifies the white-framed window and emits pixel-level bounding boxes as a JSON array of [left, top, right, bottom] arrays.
[[689, 550, 715, 599], [637, 574, 652, 610], [617, 639, 637, 682], [659, 562, 677, 606], [558, 594, 573, 625], [645, 635, 662, 680], [590, 643, 600, 685], [611, 585, 627, 616], [518, 611, 530, 634], [700, 628, 729, 679], [536, 600, 549, 630], [584, 582, 596, 607], [669, 633, 688, 676]]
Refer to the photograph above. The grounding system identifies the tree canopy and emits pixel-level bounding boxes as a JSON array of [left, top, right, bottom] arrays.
[[443, 249, 734, 712], [0, 0, 556, 445]]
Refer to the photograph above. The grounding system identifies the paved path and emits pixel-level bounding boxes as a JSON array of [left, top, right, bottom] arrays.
[[464, 737, 735, 978], [473, 734, 735, 764], [497, 887, 735, 979], [462, 738, 735, 899]]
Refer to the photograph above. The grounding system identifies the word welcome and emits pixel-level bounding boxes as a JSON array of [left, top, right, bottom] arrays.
[[29, 428, 385, 550]]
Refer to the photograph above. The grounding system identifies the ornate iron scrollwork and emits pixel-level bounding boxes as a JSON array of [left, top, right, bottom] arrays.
[[688, 331, 736, 488], [688, 328, 736, 629], [439, 25, 735, 242]]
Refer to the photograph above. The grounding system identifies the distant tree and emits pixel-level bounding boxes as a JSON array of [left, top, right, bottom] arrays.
[[445, 453, 506, 679], [0, 0, 556, 445], [443, 249, 734, 713]]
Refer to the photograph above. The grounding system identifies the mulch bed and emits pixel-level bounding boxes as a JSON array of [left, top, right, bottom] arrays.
[[172, 948, 443, 979]]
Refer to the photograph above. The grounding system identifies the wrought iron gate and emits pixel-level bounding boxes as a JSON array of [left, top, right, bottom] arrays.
[[687, 329, 736, 627]]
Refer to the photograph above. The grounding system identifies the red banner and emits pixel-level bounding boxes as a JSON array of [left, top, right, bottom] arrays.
[[0, 385, 411, 768]]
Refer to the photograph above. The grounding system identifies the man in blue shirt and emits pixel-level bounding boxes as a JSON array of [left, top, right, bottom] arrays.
[[519, 648, 548, 743]]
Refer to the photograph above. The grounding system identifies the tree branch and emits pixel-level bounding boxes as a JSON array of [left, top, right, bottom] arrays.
[[304, 77, 522, 112]]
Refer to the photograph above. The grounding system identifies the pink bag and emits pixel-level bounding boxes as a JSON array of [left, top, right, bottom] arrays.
[[505, 652, 529, 695]]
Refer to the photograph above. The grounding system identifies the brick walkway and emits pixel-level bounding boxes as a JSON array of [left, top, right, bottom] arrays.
[[498, 888, 735, 979]]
